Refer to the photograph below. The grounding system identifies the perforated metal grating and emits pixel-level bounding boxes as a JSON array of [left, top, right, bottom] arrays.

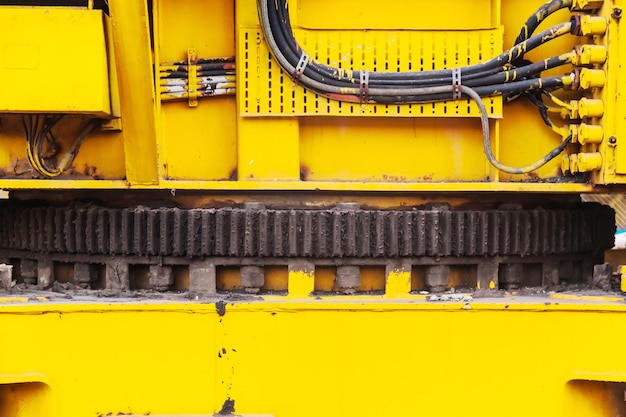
[[240, 28, 504, 117]]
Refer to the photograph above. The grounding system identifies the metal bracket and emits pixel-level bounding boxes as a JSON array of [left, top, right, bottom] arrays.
[[187, 48, 199, 108]]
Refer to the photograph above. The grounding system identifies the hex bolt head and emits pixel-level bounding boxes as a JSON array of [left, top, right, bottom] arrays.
[[425, 265, 450, 293], [336, 265, 361, 294], [499, 263, 522, 290], [241, 266, 265, 294], [149, 265, 174, 292]]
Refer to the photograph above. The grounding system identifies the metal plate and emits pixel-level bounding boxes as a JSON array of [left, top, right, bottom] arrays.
[[240, 28, 503, 117]]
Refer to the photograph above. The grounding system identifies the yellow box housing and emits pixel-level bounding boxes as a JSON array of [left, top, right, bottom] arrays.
[[0, 7, 110, 116]]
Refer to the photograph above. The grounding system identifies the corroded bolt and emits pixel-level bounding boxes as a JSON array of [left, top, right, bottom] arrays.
[[499, 263, 522, 291], [336, 265, 361, 294], [149, 265, 174, 292], [241, 266, 265, 294], [425, 265, 450, 293]]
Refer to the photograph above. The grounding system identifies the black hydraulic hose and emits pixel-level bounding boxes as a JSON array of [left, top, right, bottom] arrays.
[[367, 76, 569, 104], [265, 0, 573, 87], [263, 0, 574, 97], [463, 53, 574, 87], [366, 22, 573, 80], [268, 1, 353, 89], [461, 85, 572, 175], [514, 0, 574, 45], [527, 90, 555, 128]]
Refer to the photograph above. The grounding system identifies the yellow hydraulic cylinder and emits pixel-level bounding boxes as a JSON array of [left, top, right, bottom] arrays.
[[577, 152, 603, 172], [579, 69, 606, 89], [573, 45, 607, 65], [578, 98, 604, 118], [578, 124, 604, 145], [580, 15, 608, 36]]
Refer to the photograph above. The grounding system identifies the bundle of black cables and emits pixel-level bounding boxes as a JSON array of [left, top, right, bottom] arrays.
[[257, 0, 577, 174], [258, 0, 577, 103]]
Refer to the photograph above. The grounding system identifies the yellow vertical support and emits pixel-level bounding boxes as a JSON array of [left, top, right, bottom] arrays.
[[384, 261, 412, 297], [287, 261, 315, 297], [108, 0, 159, 185], [235, 0, 300, 181]]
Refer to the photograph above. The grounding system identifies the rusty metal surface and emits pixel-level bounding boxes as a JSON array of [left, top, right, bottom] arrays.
[[0, 203, 615, 259]]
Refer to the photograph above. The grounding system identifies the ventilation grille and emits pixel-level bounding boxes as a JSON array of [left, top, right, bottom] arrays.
[[240, 28, 503, 118]]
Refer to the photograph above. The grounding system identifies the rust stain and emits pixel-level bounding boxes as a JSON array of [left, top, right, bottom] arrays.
[[525, 171, 540, 181], [5, 157, 35, 178], [300, 164, 310, 180], [381, 174, 409, 182], [228, 167, 238, 181], [83, 164, 98, 178]]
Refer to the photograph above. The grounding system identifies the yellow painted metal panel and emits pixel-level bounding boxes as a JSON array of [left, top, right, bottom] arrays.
[[498, 101, 563, 179], [160, 100, 238, 180], [155, 0, 238, 181], [240, 28, 503, 118], [237, 117, 300, 180], [0, 7, 110, 116], [0, 300, 626, 416], [296, 0, 500, 30], [299, 117, 490, 181]]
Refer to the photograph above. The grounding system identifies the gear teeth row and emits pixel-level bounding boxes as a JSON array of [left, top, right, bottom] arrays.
[[0, 203, 615, 259]]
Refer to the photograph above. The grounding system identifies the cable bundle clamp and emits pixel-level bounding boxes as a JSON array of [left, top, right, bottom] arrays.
[[294, 51, 310, 80], [452, 68, 462, 100], [360, 70, 370, 103]]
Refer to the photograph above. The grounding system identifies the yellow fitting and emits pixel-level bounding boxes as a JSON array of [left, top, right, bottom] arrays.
[[573, 45, 607, 65], [579, 69, 606, 89], [566, 100, 579, 119], [580, 16, 608, 36], [578, 98, 604, 118], [578, 123, 604, 145], [577, 152, 602, 172], [571, 0, 604, 10], [561, 154, 571, 174], [569, 125, 579, 143], [569, 154, 579, 174]]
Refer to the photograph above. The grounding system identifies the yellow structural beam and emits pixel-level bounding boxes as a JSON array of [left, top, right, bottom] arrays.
[[108, 0, 159, 185], [1, 299, 626, 417]]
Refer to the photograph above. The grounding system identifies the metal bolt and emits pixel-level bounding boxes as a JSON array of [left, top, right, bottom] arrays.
[[609, 136, 618, 145], [612, 8, 622, 20]]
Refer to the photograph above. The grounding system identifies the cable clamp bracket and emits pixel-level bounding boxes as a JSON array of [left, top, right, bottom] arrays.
[[294, 51, 310, 81], [187, 48, 199, 107], [452, 68, 462, 100], [360, 70, 370, 104]]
